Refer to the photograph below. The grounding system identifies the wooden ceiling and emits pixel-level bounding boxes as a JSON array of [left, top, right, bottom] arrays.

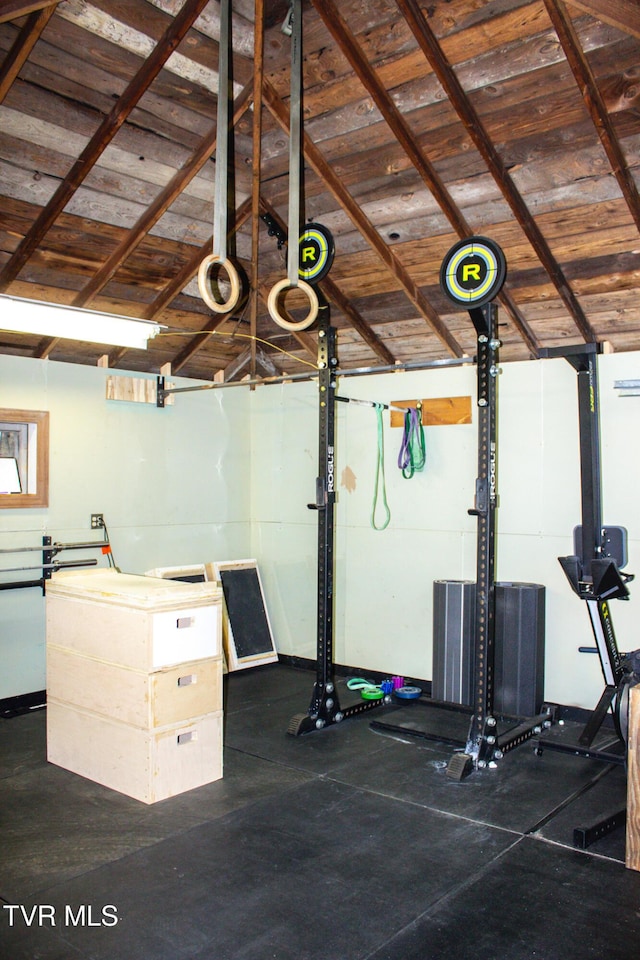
[[0, 0, 639, 381]]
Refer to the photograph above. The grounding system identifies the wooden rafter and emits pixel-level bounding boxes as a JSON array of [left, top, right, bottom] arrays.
[[397, 0, 597, 345], [311, 0, 540, 359], [567, 0, 640, 40], [544, 0, 640, 233], [262, 77, 464, 358], [0, 1, 57, 24], [71, 83, 254, 310], [0, 2, 56, 101], [0, 0, 211, 293], [1, 0, 639, 377]]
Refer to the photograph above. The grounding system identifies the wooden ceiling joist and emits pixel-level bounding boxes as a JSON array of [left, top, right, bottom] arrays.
[[396, 0, 598, 345], [0, 2, 56, 101], [0, 1, 58, 25], [312, 0, 541, 358], [1, 0, 639, 378], [71, 82, 254, 311], [567, 0, 640, 40], [0, 0, 211, 293], [545, 0, 640, 233]]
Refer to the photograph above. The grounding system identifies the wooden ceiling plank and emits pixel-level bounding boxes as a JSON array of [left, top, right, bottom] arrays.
[[140, 238, 212, 323], [321, 273, 397, 366], [0, 0, 211, 294], [71, 81, 254, 309], [263, 6, 621, 164], [396, 0, 597, 345], [0, 1, 57, 24], [0, 3, 56, 102], [261, 76, 464, 359], [310, 0, 469, 241], [311, 0, 540, 359], [567, 0, 640, 39], [544, 0, 640, 233]]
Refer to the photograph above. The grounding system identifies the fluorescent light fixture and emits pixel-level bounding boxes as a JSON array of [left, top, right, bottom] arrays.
[[0, 295, 163, 350]]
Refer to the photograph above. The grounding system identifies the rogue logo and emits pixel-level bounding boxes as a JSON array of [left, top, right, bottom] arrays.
[[440, 236, 507, 307], [327, 445, 335, 493], [298, 223, 335, 284], [489, 441, 497, 501]]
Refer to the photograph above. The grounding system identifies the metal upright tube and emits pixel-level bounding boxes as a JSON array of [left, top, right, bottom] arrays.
[[465, 303, 499, 764], [576, 352, 603, 579], [308, 303, 338, 722]]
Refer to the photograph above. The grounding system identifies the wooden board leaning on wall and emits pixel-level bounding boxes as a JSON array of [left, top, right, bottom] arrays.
[[389, 396, 472, 428]]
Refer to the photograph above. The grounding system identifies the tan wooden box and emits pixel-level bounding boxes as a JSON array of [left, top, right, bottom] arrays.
[[47, 646, 223, 729], [47, 700, 223, 804], [46, 570, 222, 671]]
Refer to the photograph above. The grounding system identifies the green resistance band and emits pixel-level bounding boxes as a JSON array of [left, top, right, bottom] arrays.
[[347, 677, 384, 701], [371, 403, 391, 530]]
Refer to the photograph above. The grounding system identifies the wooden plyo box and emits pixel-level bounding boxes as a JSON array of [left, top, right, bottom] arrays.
[[46, 570, 224, 804], [47, 647, 223, 729], [47, 701, 223, 805], [46, 570, 222, 671]]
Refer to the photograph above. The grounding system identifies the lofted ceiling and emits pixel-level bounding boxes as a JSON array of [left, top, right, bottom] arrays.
[[0, 0, 639, 382]]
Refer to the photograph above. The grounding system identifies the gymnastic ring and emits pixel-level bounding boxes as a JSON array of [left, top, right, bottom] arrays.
[[267, 278, 319, 332], [197, 254, 241, 314]]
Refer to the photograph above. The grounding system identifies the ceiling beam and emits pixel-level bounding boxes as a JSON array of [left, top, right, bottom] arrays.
[[262, 78, 464, 359], [397, 0, 597, 345], [544, 0, 640, 233], [0, 1, 58, 24], [223, 345, 280, 383], [311, 0, 469, 239], [0, 3, 56, 101], [70, 82, 254, 310], [311, 0, 540, 358], [0, 0, 211, 293], [567, 0, 640, 40]]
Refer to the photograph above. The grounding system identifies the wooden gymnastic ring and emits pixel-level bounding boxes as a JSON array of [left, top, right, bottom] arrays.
[[267, 278, 319, 331], [197, 254, 241, 314]]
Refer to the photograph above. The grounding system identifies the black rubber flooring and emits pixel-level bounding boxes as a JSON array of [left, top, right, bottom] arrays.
[[1, 663, 639, 959]]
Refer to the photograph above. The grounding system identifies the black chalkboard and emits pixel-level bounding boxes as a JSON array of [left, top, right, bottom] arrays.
[[218, 565, 276, 664]]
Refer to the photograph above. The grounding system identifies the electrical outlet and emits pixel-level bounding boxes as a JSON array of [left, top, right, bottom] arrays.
[[91, 513, 104, 529]]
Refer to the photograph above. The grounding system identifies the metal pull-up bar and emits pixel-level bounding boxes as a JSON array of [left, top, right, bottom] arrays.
[[334, 396, 420, 413], [0, 535, 111, 594]]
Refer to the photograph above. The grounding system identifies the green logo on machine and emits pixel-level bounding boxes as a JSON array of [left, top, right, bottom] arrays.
[[440, 236, 507, 307]]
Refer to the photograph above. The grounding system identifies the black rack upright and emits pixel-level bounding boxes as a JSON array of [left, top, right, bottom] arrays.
[[537, 344, 636, 757], [287, 302, 386, 735]]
